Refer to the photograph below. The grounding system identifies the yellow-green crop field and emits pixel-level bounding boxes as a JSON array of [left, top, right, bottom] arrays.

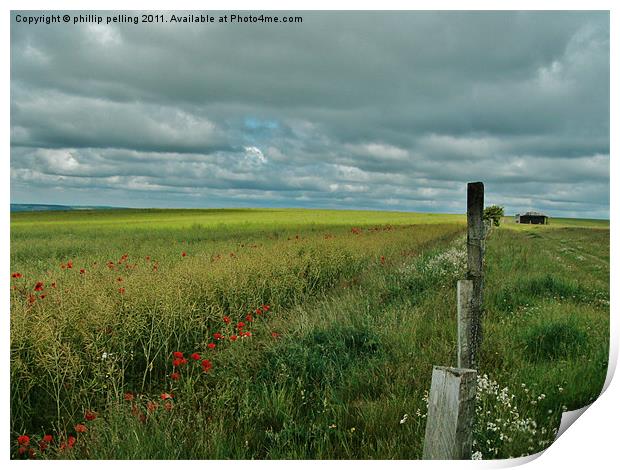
[[10, 209, 609, 459]]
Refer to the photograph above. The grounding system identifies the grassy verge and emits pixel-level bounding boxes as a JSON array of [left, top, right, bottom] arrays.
[[10, 212, 608, 459]]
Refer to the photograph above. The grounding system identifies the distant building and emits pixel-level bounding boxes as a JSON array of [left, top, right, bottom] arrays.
[[515, 211, 549, 224]]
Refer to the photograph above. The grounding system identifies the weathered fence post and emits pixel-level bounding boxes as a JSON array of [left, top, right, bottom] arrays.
[[421, 182, 485, 459], [423, 366, 477, 459], [466, 182, 484, 369], [457, 280, 474, 369]]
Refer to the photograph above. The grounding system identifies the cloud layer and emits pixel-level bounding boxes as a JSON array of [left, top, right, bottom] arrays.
[[11, 11, 610, 217]]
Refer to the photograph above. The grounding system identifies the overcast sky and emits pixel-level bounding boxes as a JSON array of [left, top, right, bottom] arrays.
[[10, 11, 609, 218]]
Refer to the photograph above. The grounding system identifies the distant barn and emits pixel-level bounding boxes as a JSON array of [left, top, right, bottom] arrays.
[[515, 211, 549, 224]]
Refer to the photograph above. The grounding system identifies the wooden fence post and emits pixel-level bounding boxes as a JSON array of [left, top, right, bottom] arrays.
[[422, 366, 477, 459], [457, 280, 474, 369], [466, 182, 484, 369]]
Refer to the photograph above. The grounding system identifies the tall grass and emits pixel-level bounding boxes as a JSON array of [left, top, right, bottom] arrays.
[[10, 211, 608, 460]]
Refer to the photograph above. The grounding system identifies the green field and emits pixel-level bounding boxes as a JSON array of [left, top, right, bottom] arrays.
[[10, 209, 609, 459]]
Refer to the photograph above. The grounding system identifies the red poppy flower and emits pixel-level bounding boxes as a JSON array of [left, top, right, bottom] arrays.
[[42, 434, 53, 443], [181, 251, 187, 257], [170, 372, 180, 381], [17, 435, 30, 446], [243, 331, 252, 337], [147, 401, 158, 412], [80, 269, 85, 274], [160, 393, 173, 400], [28, 448, 36, 459], [207, 342, 216, 350], [173, 351, 184, 359], [271, 332, 280, 338], [255, 308, 262, 315], [190, 352, 201, 360], [380, 256, 386, 265], [246, 314, 253, 322], [34, 282, 44, 291], [172, 358, 182, 367], [145, 256, 151, 261], [124, 392, 135, 401], [223, 316, 231, 324], [28, 294, 36, 304], [201, 359, 212, 372], [18, 446, 27, 456], [118, 287, 125, 294], [39, 294, 46, 299], [229, 335, 238, 341], [237, 321, 245, 329], [164, 400, 174, 411], [152, 264, 158, 271], [11, 272, 22, 279], [213, 333, 223, 340], [84, 410, 97, 421], [39, 441, 48, 452], [67, 260, 73, 269], [117, 277, 123, 282], [74, 423, 87, 433]]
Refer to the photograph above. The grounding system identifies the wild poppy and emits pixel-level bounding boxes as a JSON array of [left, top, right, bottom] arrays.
[[11, 272, 22, 279], [160, 393, 173, 400], [28, 448, 36, 459], [164, 401, 174, 411], [118, 287, 125, 294], [213, 333, 223, 340], [146, 401, 158, 412], [172, 358, 182, 368], [117, 277, 123, 282], [170, 372, 180, 381], [39, 294, 46, 299], [68, 436, 76, 448], [17, 435, 30, 446], [223, 316, 231, 324], [229, 335, 238, 341], [74, 423, 87, 433], [79, 269, 85, 274], [84, 411, 97, 421], [124, 392, 135, 401], [246, 314, 253, 322], [18, 446, 27, 456], [28, 294, 36, 304], [173, 351, 184, 359], [42, 435, 53, 443], [67, 260, 73, 269], [190, 352, 201, 361], [34, 282, 44, 291], [271, 332, 280, 338], [236, 322, 245, 329], [181, 252, 187, 257], [207, 343, 216, 350], [201, 359, 212, 372], [255, 308, 262, 315], [243, 331, 252, 337]]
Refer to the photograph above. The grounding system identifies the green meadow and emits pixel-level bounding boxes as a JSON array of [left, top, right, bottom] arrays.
[[10, 209, 609, 459]]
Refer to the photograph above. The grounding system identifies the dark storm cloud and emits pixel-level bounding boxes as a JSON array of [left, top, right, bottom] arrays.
[[10, 11, 609, 217]]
